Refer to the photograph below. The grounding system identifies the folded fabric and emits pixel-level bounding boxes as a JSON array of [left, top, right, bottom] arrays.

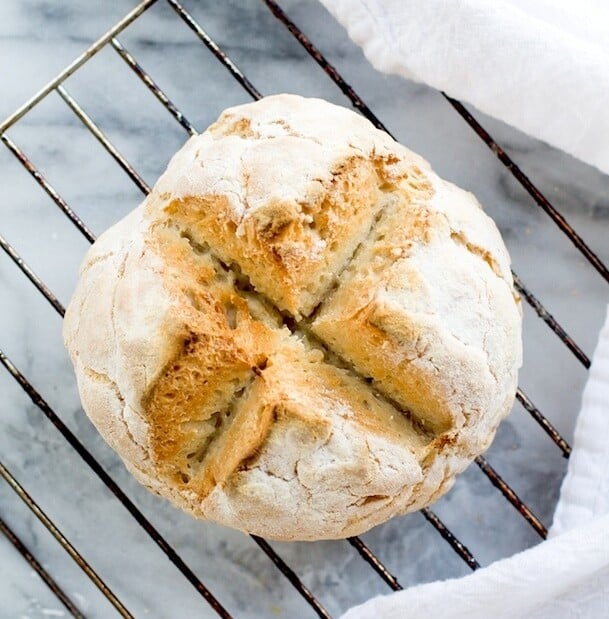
[[341, 515, 609, 619], [320, 0, 609, 175], [341, 306, 609, 618]]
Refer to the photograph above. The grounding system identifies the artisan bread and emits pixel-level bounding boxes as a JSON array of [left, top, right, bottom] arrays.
[[63, 94, 522, 541]]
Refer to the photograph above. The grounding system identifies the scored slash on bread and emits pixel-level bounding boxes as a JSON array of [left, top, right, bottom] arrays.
[[63, 94, 522, 541]]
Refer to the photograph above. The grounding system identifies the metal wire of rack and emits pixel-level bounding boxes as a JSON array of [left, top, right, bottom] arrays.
[[0, 1, 606, 617]]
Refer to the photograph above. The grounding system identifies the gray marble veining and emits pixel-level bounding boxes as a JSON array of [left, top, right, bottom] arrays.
[[1, 1, 608, 617]]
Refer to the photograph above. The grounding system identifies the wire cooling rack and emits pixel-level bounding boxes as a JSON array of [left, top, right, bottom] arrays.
[[1, 1, 607, 617]]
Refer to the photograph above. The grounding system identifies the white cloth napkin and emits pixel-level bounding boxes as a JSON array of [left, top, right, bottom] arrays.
[[340, 307, 609, 618], [319, 0, 609, 175]]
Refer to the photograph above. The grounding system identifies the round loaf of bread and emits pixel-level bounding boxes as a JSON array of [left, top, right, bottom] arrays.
[[63, 94, 522, 541]]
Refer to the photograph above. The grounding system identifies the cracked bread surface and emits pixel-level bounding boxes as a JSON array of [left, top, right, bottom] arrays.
[[63, 94, 522, 540]]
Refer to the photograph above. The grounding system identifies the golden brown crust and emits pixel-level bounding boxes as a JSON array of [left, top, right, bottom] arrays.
[[63, 94, 522, 540], [161, 154, 401, 319]]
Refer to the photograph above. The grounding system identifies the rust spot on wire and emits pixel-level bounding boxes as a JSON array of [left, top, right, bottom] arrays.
[[251, 536, 332, 619], [512, 272, 590, 368], [475, 456, 548, 538], [516, 388, 571, 457], [421, 509, 480, 570], [348, 537, 403, 589]]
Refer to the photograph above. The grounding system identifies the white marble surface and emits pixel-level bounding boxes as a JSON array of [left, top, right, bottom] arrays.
[[1, 1, 608, 618]]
